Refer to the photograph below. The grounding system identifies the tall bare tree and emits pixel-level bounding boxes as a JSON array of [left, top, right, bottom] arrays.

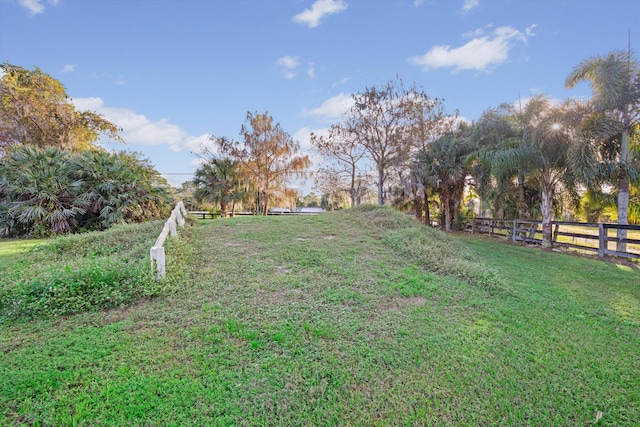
[[310, 124, 367, 207], [400, 86, 458, 222], [345, 77, 455, 205]]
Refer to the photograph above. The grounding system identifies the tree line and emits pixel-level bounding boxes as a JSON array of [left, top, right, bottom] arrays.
[[308, 50, 639, 251], [0, 63, 172, 237], [4, 46, 637, 249]]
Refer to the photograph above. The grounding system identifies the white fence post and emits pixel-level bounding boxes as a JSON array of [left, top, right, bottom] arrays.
[[155, 246, 166, 279], [175, 201, 186, 227], [150, 246, 166, 279], [176, 210, 185, 227], [150, 201, 186, 280], [178, 201, 187, 218]]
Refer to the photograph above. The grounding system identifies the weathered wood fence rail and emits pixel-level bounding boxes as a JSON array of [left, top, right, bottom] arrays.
[[469, 217, 640, 259], [150, 201, 188, 279]]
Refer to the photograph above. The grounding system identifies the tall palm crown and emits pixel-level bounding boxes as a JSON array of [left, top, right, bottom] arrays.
[[471, 96, 590, 247], [471, 95, 554, 220], [566, 49, 640, 249], [566, 50, 639, 132]]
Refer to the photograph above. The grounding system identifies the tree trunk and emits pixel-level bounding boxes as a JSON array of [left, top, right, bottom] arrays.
[[517, 172, 526, 219], [617, 174, 629, 253], [413, 196, 425, 223], [377, 167, 385, 206], [493, 195, 502, 219], [452, 195, 461, 231], [349, 188, 356, 208], [220, 202, 228, 218], [349, 165, 357, 208], [540, 186, 553, 249], [617, 129, 630, 253], [424, 189, 431, 226], [444, 193, 451, 232], [258, 190, 269, 216]]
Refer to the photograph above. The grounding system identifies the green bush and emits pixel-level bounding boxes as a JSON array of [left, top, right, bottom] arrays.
[[0, 145, 172, 237], [0, 259, 156, 318], [0, 221, 170, 321]]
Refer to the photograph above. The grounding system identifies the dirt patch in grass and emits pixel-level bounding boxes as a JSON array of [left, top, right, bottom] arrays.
[[100, 299, 152, 326]]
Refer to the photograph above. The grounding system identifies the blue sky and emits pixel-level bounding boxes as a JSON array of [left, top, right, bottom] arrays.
[[1, 0, 638, 192]]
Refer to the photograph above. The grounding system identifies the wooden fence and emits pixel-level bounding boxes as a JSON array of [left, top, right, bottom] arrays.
[[150, 201, 188, 279], [468, 217, 640, 260]]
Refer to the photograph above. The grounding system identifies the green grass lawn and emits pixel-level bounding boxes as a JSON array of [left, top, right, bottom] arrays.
[[1, 207, 638, 426], [0, 238, 48, 262]]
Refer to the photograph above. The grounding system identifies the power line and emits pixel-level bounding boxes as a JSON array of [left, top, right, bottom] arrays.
[[160, 173, 195, 176]]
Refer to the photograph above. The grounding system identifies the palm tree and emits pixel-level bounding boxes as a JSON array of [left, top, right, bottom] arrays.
[[0, 145, 87, 235], [193, 158, 244, 217], [0, 146, 171, 236], [515, 98, 590, 248], [70, 150, 171, 229], [417, 125, 474, 232], [471, 95, 558, 220], [473, 97, 592, 248], [566, 49, 640, 251]]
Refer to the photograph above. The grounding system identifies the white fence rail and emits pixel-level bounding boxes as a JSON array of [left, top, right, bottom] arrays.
[[150, 201, 188, 279]]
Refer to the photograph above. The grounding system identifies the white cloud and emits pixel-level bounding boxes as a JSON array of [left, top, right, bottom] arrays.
[[462, 0, 479, 13], [72, 97, 209, 152], [302, 93, 353, 119], [516, 94, 563, 109], [294, 127, 321, 151], [525, 24, 537, 37], [276, 55, 300, 79], [409, 25, 532, 72], [60, 64, 76, 73], [413, 0, 424, 6], [462, 26, 487, 38], [307, 63, 316, 79], [292, 0, 347, 29], [18, 0, 58, 15], [456, 115, 472, 126], [277, 55, 300, 69], [179, 134, 216, 154]]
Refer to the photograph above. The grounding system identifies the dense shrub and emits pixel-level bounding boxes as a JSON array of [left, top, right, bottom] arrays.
[[0, 258, 155, 318], [0, 145, 172, 237]]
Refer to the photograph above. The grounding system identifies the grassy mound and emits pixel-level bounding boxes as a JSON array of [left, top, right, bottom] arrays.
[[350, 205, 507, 293], [1, 209, 639, 425]]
